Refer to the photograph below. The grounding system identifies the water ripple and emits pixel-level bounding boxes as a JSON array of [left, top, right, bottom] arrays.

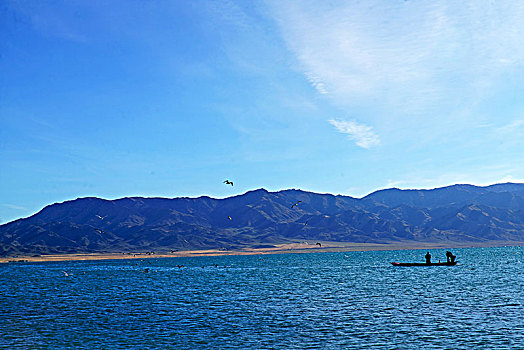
[[1, 247, 524, 349]]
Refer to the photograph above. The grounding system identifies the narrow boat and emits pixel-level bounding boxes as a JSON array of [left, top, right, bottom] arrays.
[[391, 261, 457, 267]]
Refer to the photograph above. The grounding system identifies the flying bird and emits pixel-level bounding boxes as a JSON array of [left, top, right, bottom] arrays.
[[93, 228, 106, 234], [228, 216, 232, 220], [62, 271, 69, 277], [291, 201, 302, 209], [304, 219, 310, 226], [316, 242, 322, 247], [95, 215, 107, 220], [223, 180, 234, 186]]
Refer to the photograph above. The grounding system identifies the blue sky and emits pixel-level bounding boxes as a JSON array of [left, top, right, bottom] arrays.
[[2, 0, 524, 223]]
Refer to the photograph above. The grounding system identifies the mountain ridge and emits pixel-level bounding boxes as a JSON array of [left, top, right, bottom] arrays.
[[1, 183, 524, 256]]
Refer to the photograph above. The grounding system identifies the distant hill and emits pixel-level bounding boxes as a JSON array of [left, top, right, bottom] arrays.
[[1, 183, 524, 256]]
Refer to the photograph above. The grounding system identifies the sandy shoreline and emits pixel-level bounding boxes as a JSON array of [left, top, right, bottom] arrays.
[[2, 241, 522, 263]]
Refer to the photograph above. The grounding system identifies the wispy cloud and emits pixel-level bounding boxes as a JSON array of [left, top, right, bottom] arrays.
[[381, 164, 524, 191], [495, 119, 524, 134], [497, 175, 524, 184], [492, 119, 524, 148], [7, 2, 89, 42], [305, 72, 328, 94], [2, 204, 26, 210], [385, 179, 409, 189], [267, 1, 524, 127], [329, 119, 380, 149]]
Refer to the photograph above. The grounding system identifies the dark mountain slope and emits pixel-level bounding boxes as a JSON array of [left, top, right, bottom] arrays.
[[1, 183, 524, 256], [361, 183, 524, 209]]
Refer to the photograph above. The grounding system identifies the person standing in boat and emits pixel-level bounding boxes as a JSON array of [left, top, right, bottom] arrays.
[[425, 251, 431, 264], [446, 251, 456, 263]]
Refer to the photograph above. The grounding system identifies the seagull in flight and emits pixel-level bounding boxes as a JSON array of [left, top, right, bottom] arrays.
[[304, 219, 310, 226], [95, 215, 107, 220], [223, 180, 234, 186], [93, 228, 106, 234], [62, 271, 69, 277], [228, 216, 232, 220], [316, 242, 322, 247], [291, 200, 302, 209]]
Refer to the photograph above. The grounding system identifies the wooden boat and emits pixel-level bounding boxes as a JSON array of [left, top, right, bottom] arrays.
[[391, 261, 457, 267]]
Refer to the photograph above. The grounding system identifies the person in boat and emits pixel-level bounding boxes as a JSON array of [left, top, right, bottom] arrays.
[[446, 251, 456, 263], [425, 251, 431, 264]]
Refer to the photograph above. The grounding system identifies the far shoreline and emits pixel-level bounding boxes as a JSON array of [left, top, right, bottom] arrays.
[[1, 240, 523, 263]]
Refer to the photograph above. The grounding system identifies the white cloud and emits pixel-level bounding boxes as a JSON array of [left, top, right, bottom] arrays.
[[267, 1, 524, 121], [385, 179, 409, 188], [495, 119, 524, 134], [2, 204, 26, 210], [380, 165, 524, 191], [492, 119, 524, 147], [305, 72, 328, 94], [329, 119, 380, 149], [498, 175, 524, 184]]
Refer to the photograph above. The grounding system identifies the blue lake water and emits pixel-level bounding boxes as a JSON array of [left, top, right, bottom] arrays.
[[1, 246, 524, 349]]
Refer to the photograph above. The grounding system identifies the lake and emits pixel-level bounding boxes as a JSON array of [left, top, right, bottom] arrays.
[[1, 246, 523, 349]]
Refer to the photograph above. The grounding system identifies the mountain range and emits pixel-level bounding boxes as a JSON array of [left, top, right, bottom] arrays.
[[2, 183, 524, 257]]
